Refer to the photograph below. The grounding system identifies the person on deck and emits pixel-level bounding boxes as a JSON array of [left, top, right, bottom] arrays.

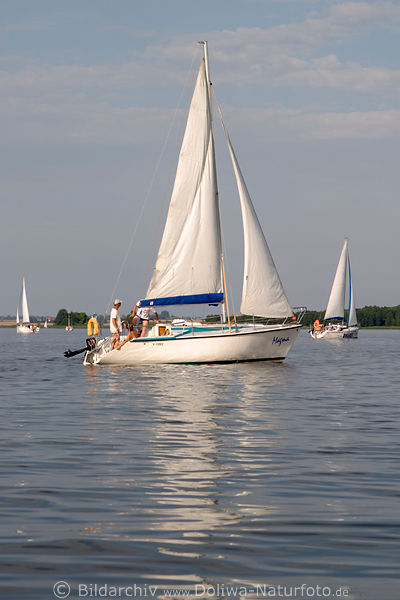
[[110, 299, 122, 350], [115, 300, 160, 350], [130, 300, 159, 338], [115, 321, 138, 350]]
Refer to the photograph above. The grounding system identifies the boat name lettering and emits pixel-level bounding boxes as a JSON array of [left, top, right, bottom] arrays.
[[272, 336, 290, 346]]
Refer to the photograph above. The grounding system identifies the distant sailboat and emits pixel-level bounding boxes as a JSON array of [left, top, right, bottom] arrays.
[[65, 311, 73, 331], [16, 277, 39, 334], [84, 43, 302, 366], [310, 239, 358, 339]]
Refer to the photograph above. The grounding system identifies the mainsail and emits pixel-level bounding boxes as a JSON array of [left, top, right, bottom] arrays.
[[144, 59, 223, 307], [21, 277, 30, 324]]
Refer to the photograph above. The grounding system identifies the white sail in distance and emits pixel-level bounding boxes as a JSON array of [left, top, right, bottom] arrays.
[[21, 277, 30, 323], [347, 259, 357, 326], [146, 59, 223, 302], [324, 239, 348, 321]]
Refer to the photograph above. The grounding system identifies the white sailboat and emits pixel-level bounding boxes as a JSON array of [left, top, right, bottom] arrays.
[[310, 239, 358, 340], [65, 311, 73, 331], [84, 43, 302, 366], [16, 277, 39, 334]]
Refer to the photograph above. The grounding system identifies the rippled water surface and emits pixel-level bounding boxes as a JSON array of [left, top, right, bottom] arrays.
[[0, 328, 399, 600]]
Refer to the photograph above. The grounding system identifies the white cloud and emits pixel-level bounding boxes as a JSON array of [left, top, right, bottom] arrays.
[[329, 1, 400, 26], [226, 105, 400, 141], [1, 2, 400, 147], [0, 60, 181, 94], [2, 82, 398, 145], [277, 56, 400, 93], [1, 94, 176, 145], [2, 40, 400, 100], [287, 108, 400, 140], [0, 20, 54, 32]]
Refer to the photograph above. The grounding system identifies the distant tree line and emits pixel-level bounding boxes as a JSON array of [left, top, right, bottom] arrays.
[[54, 309, 89, 326], [47, 306, 400, 328], [303, 305, 400, 328]]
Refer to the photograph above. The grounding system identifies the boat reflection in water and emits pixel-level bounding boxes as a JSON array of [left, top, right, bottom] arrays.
[[81, 362, 288, 586]]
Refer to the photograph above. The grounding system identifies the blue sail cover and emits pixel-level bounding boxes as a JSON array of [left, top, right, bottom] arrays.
[[140, 293, 224, 307]]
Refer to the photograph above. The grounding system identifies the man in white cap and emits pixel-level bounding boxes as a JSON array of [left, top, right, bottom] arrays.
[[110, 299, 122, 350]]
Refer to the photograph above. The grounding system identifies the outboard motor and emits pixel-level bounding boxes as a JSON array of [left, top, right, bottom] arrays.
[[64, 337, 96, 358]]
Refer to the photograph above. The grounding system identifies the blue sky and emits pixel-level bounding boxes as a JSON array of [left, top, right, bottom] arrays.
[[1, 0, 399, 316]]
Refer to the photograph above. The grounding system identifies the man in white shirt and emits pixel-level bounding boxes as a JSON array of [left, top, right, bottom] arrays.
[[110, 299, 122, 349], [130, 300, 159, 338]]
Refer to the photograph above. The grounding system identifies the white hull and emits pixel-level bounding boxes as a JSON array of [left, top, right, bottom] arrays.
[[310, 325, 358, 340], [84, 323, 301, 366], [17, 324, 39, 334]]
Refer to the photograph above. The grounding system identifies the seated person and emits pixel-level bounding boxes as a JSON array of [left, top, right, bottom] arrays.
[[116, 301, 159, 349], [116, 321, 139, 350]]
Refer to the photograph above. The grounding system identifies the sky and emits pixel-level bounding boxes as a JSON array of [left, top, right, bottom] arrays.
[[1, 0, 399, 317]]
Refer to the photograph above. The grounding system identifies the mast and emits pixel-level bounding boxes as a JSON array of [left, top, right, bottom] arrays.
[[202, 41, 212, 107], [201, 41, 231, 331]]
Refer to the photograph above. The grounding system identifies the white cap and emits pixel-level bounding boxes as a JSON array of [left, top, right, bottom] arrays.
[[114, 299, 122, 305]]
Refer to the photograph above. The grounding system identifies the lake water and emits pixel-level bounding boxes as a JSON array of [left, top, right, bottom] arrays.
[[0, 328, 399, 600]]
